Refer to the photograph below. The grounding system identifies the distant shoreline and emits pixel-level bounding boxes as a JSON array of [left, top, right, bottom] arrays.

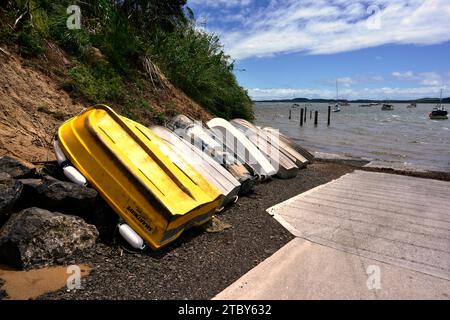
[[253, 97, 450, 104]]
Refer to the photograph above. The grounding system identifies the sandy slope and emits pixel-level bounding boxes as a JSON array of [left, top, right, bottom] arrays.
[[0, 49, 84, 162], [0, 43, 211, 162]]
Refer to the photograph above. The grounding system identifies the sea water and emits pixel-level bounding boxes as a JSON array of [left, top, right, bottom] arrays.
[[254, 102, 450, 172]]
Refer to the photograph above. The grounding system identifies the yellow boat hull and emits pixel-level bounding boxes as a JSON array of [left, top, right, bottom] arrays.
[[57, 105, 222, 250]]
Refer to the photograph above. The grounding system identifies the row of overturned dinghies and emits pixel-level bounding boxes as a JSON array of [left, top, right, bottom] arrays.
[[53, 105, 314, 250]]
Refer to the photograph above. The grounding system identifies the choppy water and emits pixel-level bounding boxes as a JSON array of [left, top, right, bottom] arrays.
[[254, 102, 450, 172]]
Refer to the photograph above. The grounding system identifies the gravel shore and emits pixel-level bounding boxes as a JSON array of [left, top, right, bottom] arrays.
[[37, 160, 365, 300]]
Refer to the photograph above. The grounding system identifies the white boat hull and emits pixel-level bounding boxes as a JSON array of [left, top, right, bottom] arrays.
[[151, 126, 241, 210], [168, 115, 255, 194], [263, 127, 314, 163], [231, 119, 299, 179], [207, 118, 277, 180]]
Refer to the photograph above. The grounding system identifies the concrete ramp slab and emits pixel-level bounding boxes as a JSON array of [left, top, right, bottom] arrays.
[[215, 171, 450, 300], [214, 238, 450, 300], [268, 170, 450, 281]]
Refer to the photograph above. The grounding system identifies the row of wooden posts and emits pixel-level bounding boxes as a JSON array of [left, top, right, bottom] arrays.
[[289, 106, 332, 126]]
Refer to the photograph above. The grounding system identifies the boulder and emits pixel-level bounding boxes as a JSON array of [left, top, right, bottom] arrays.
[[0, 207, 98, 269], [15, 178, 45, 210], [0, 172, 23, 215], [36, 179, 98, 216], [0, 155, 35, 179], [17, 178, 43, 201]]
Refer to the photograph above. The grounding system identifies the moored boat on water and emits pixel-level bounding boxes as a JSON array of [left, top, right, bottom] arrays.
[[382, 103, 394, 111], [360, 102, 380, 107], [429, 108, 448, 120], [407, 102, 417, 108], [55, 105, 222, 250], [429, 89, 448, 120], [333, 79, 342, 112]]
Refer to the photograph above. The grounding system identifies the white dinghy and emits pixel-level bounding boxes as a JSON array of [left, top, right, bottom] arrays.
[[168, 115, 255, 195], [151, 125, 241, 211], [263, 127, 314, 163], [230, 119, 309, 168], [207, 118, 277, 180], [230, 119, 299, 179]]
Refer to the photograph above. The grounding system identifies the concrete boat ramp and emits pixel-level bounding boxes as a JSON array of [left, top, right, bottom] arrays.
[[215, 171, 450, 299]]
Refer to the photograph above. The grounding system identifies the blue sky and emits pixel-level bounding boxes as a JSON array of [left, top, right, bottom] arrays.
[[188, 0, 450, 100]]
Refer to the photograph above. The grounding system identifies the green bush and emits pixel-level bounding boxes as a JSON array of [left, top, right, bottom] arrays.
[[17, 22, 44, 56], [147, 26, 253, 120], [68, 63, 126, 103], [0, 8, 16, 44]]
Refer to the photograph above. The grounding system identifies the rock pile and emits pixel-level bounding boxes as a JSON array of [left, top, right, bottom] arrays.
[[0, 172, 22, 215], [0, 208, 98, 269], [0, 155, 100, 270], [0, 155, 36, 179]]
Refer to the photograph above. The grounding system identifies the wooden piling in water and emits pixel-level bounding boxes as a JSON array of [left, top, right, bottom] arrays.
[[289, 109, 292, 120], [314, 111, 318, 127], [310, 110, 312, 119], [300, 108, 304, 126], [304, 107, 307, 123], [328, 105, 331, 126]]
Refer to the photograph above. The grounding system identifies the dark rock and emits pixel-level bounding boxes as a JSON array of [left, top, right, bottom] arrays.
[[15, 178, 43, 209], [0, 279, 8, 300], [18, 178, 43, 190], [36, 180, 98, 216], [14, 178, 117, 244], [40, 163, 66, 182], [0, 155, 36, 179], [0, 172, 23, 216], [87, 198, 119, 244], [0, 207, 98, 269]]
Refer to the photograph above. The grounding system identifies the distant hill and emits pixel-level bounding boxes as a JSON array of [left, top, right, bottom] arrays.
[[255, 97, 450, 103]]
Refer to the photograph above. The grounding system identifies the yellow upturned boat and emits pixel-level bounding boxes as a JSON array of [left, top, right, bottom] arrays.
[[57, 105, 222, 250]]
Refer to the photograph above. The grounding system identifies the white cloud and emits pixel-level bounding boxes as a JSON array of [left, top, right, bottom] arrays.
[[392, 71, 450, 86], [249, 85, 448, 100], [249, 70, 450, 100], [250, 88, 334, 100], [318, 74, 385, 87], [207, 0, 450, 59], [337, 77, 354, 87], [189, 0, 252, 9], [392, 71, 416, 80]]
